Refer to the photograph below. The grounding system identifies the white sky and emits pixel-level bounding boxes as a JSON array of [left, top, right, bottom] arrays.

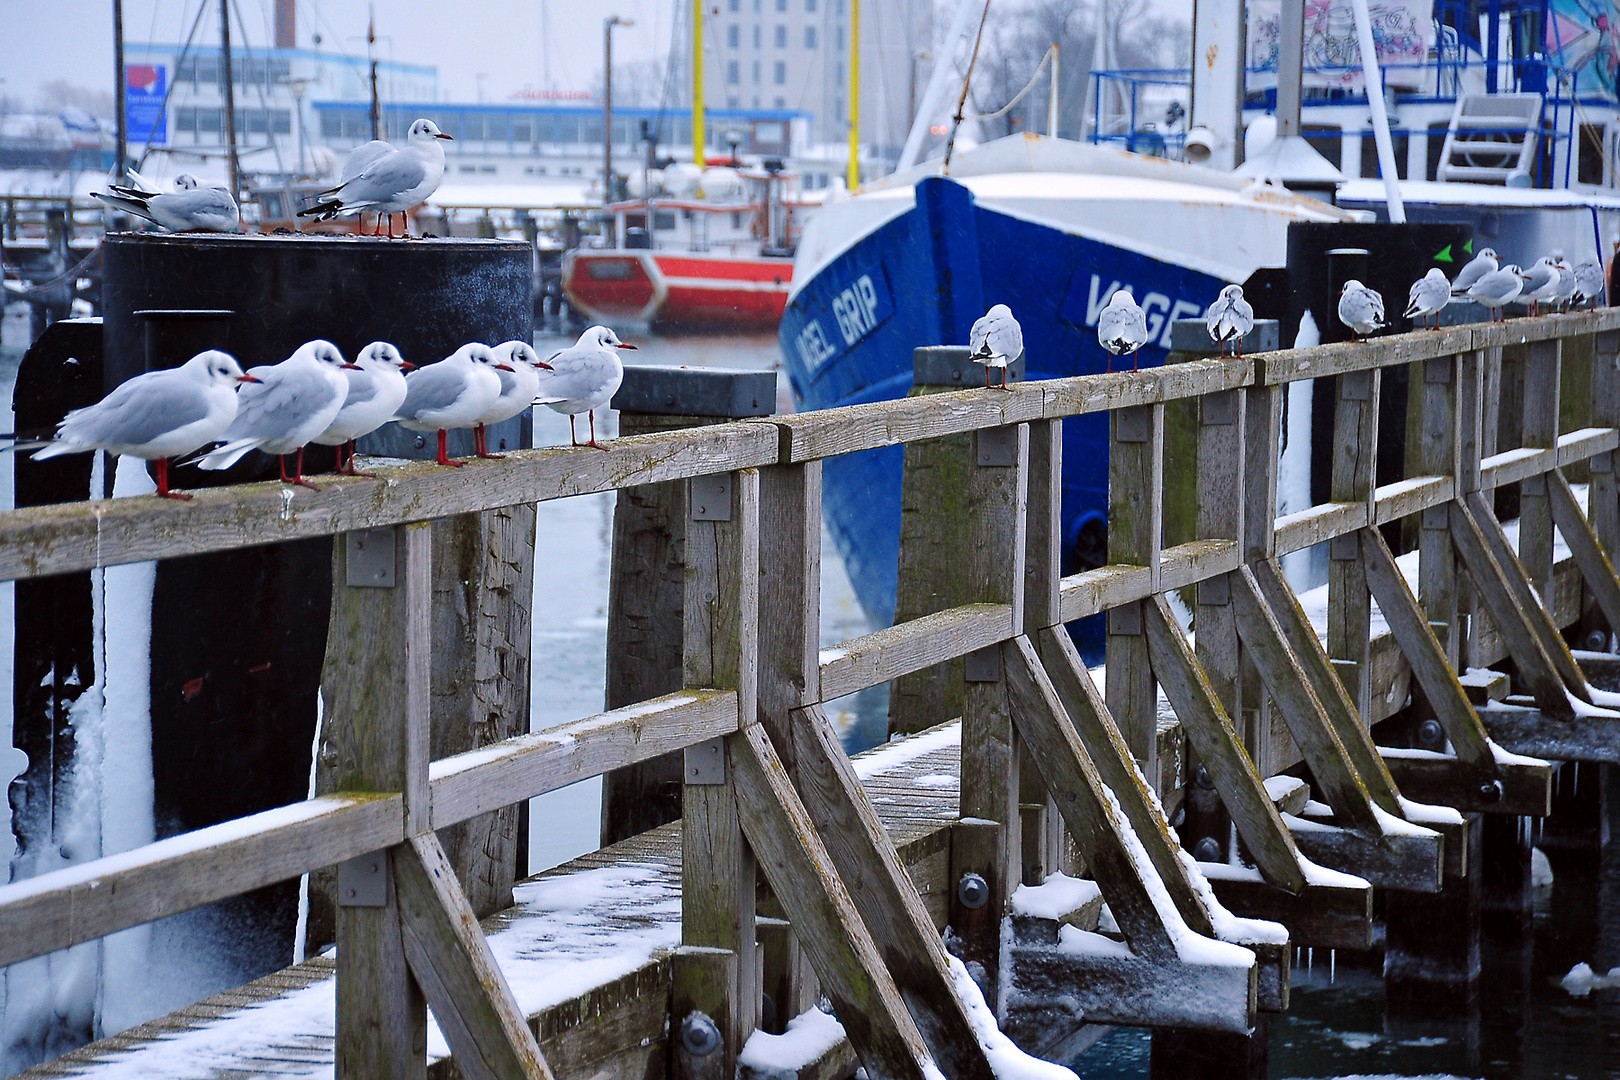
[[1, 0, 1191, 108]]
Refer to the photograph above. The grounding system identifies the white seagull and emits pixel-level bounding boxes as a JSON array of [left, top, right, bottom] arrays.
[[969, 304, 1023, 390], [1518, 257, 1561, 316], [334, 140, 398, 235], [313, 341, 414, 476], [29, 350, 255, 499], [93, 171, 239, 232], [395, 343, 511, 466], [1405, 268, 1450, 330], [1338, 280, 1387, 341], [1467, 264, 1529, 322], [195, 340, 356, 489], [1205, 284, 1254, 357], [1097, 290, 1149, 371], [471, 341, 552, 458], [297, 118, 454, 237], [1549, 258, 1578, 312], [1575, 258, 1607, 307], [535, 325, 637, 448], [1450, 248, 1499, 297]]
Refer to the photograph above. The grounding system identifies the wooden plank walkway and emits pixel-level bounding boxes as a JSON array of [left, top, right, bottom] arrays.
[[14, 725, 967, 1080]]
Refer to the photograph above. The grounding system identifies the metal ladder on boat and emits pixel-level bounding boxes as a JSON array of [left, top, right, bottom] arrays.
[[1436, 92, 1543, 184]]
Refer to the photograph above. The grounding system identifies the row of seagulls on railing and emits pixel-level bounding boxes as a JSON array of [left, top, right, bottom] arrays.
[[7, 326, 633, 500]]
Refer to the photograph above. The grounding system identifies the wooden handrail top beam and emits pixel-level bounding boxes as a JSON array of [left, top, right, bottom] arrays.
[[0, 793, 403, 968], [817, 603, 1015, 702]]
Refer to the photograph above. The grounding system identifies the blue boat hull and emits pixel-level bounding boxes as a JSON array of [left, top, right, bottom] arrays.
[[779, 177, 1229, 659]]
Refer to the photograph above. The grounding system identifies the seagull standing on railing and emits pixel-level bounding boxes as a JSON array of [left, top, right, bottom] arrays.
[[1204, 284, 1254, 357], [1518, 257, 1561, 316], [195, 340, 356, 490], [395, 343, 510, 466], [1467, 264, 1529, 322], [26, 350, 255, 499], [313, 341, 413, 476], [969, 304, 1023, 390], [1338, 280, 1387, 342], [1575, 258, 1607, 308], [534, 325, 637, 449], [1450, 248, 1499, 298], [1405, 268, 1450, 331], [471, 341, 552, 459], [1097, 290, 1149, 372]]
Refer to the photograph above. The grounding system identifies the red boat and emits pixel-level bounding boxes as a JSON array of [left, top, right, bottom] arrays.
[[563, 166, 801, 332]]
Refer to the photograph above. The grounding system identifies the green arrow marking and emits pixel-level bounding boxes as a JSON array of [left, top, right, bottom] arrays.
[[1463, 238, 1474, 255], [1434, 244, 1454, 263]]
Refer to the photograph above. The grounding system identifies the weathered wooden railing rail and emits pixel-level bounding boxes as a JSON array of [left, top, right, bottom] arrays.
[[2, 309, 1620, 1080]]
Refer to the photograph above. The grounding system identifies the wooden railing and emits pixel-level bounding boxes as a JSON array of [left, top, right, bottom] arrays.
[[2, 309, 1619, 1079]]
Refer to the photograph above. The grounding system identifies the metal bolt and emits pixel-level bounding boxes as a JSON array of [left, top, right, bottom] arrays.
[[1585, 630, 1609, 651], [1479, 779, 1503, 803], [1417, 718, 1445, 748], [413, 435, 426, 449], [680, 1012, 721, 1057], [1192, 836, 1221, 862], [957, 872, 990, 910], [1195, 765, 1215, 790]]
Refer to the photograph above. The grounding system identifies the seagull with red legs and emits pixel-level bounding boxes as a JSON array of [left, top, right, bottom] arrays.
[[395, 342, 512, 466], [471, 341, 552, 458], [534, 325, 635, 449], [313, 341, 413, 476], [26, 349, 255, 499], [195, 339, 355, 490]]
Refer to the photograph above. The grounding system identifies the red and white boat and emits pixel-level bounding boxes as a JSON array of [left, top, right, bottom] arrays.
[[563, 165, 802, 332]]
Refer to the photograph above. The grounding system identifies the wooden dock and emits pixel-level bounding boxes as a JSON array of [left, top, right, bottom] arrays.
[[3, 310, 1620, 1080]]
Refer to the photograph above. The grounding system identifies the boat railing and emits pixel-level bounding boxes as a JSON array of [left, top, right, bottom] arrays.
[[1, 310, 1619, 1074]]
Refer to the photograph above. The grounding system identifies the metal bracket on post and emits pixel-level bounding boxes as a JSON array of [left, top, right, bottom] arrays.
[[691, 474, 733, 521], [685, 737, 726, 784], [1115, 405, 1152, 443], [964, 644, 1003, 682], [346, 528, 396, 588], [1330, 532, 1360, 561], [976, 426, 1016, 467], [337, 851, 388, 907]]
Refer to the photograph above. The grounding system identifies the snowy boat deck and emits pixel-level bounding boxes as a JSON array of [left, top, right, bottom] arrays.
[[14, 725, 967, 1080]]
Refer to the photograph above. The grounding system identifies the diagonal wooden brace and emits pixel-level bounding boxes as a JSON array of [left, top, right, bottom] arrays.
[[781, 704, 997, 1080], [1450, 495, 1579, 716], [1547, 469, 1620, 638], [393, 833, 555, 1080], [728, 724, 940, 1080], [1140, 595, 1306, 893]]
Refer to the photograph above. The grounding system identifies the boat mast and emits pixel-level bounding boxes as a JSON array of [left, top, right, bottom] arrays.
[[368, 5, 380, 140], [896, 0, 981, 170], [219, 0, 241, 197], [692, 0, 705, 167], [113, 0, 127, 179], [847, 0, 860, 188], [1348, 0, 1406, 221]]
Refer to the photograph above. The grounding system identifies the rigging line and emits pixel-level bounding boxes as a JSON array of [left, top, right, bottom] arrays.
[[942, 0, 992, 174], [230, 0, 287, 172], [136, 0, 210, 170], [974, 42, 1055, 122]]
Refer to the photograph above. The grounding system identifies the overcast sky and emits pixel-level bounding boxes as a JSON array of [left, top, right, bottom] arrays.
[[2, 0, 1190, 109]]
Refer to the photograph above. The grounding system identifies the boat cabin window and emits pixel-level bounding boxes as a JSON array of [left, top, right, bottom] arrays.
[[1426, 123, 1449, 181], [1579, 124, 1606, 185], [1301, 124, 1340, 168], [1360, 133, 1408, 179], [654, 211, 677, 231]]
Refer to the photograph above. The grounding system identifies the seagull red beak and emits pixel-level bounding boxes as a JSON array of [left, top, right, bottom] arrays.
[[616, 342, 638, 350], [535, 360, 554, 369], [238, 374, 262, 383], [495, 363, 515, 371], [341, 363, 363, 370], [399, 361, 415, 371], [435, 132, 454, 140]]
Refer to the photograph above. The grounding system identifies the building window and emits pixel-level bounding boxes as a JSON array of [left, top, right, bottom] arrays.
[[835, 98, 845, 122], [835, 61, 844, 82], [773, 95, 786, 107], [727, 95, 740, 107], [753, 24, 762, 47], [753, 60, 762, 83], [775, 24, 787, 47], [835, 25, 844, 49], [753, 0, 761, 10], [804, 26, 816, 47], [729, 0, 740, 8], [806, 0, 816, 9], [512, 120, 532, 143], [776, 0, 787, 9], [774, 61, 786, 84], [727, 60, 740, 84], [727, 24, 739, 46], [835, 0, 844, 12]]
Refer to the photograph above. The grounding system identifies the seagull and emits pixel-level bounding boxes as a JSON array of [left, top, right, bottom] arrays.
[[93, 171, 239, 232], [969, 304, 1022, 390], [1467, 264, 1529, 322], [395, 343, 511, 466], [1205, 284, 1254, 357], [195, 340, 356, 489], [1575, 258, 1606, 307], [1338, 280, 1386, 341], [28, 350, 255, 499], [1097, 290, 1149, 372], [535, 325, 636, 449], [296, 118, 454, 238], [471, 340, 552, 459], [1518, 257, 1561, 316], [1405, 268, 1450, 330], [313, 341, 414, 476], [336, 140, 395, 235], [1549, 258, 1578, 312], [1450, 248, 1499, 297]]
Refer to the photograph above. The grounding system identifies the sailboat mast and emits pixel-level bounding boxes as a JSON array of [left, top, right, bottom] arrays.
[[368, 5, 381, 140], [219, 0, 241, 197], [114, 0, 127, 178], [847, 0, 859, 188], [692, 0, 705, 167]]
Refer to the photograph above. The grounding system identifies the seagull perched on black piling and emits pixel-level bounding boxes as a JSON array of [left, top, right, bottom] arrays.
[[1097, 290, 1148, 372], [93, 171, 240, 232], [297, 118, 453, 238], [1204, 284, 1254, 357], [969, 304, 1022, 390]]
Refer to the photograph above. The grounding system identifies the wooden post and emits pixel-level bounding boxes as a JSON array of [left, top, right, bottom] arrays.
[[954, 421, 1028, 1000], [1192, 387, 1243, 860], [1242, 384, 1282, 774], [326, 523, 432, 1080], [1518, 339, 1562, 602], [1419, 354, 1462, 666], [1327, 369, 1379, 721], [681, 467, 761, 1069], [1590, 330, 1620, 566], [1107, 404, 1164, 779]]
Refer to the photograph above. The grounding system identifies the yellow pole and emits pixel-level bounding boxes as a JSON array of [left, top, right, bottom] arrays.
[[846, 0, 860, 189], [693, 0, 706, 167]]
